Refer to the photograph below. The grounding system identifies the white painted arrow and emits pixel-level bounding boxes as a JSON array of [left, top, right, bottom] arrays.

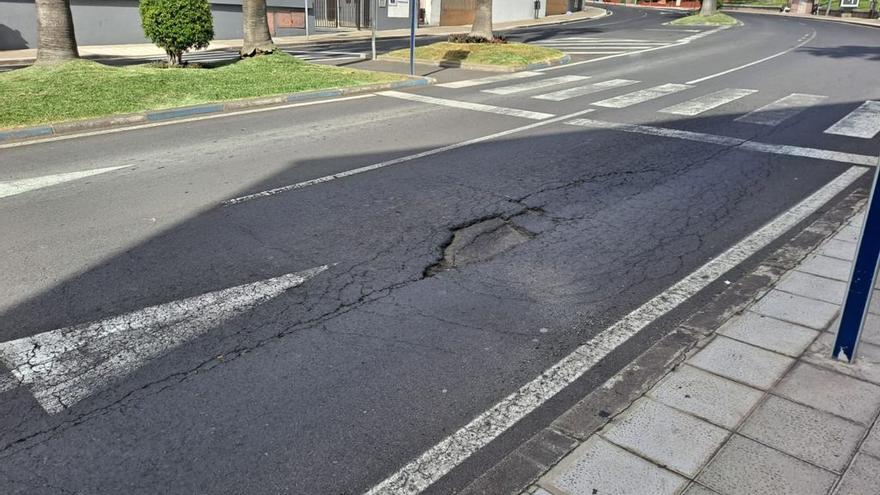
[[0, 165, 129, 200], [0, 265, 329, 413]]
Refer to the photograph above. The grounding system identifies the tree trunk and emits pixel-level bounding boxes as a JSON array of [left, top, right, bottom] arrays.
[[241, 0, 275, 57], [34, 0, 79, 65], [699, 0, 717, 15], [468, 0, 493, 40]]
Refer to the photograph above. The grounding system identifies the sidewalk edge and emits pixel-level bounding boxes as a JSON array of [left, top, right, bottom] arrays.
[[375, 54, 571, 73], [0, 76, 434, 144]]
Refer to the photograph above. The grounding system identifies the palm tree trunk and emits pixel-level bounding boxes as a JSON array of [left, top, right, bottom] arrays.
[[34, 0, 79, 65], [468, 0, 493, 40], [699, 0, 716, 15], [241, 0, 275, 57]]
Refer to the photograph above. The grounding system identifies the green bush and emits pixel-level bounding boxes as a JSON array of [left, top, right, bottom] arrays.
[[140, 0, 214, 66]]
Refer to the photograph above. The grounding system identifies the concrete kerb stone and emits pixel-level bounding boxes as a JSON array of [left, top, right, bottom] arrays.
[[0, 76, 434, 144], [374, 54, 571, 73]]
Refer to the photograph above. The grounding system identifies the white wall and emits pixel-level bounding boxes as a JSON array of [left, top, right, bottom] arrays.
[[492, 0, 546, 23]]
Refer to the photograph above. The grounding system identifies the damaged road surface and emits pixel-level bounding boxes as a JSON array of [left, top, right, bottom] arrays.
[[1, 6, 879, 495]]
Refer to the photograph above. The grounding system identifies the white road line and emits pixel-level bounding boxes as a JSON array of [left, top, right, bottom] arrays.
[[566, 51, 628, 55], [593, 83, 693, 109], [659, 88, 758, 116], [566, 118, 878, 167], [0, 165, 129, 200], [686, 29, 817, 84], [0, 94, 377, 150], [482, 75, 589, 95], [824, 101, 880, 139], [735, 93, 828, 126], [533, 79, 639, 102], [378, 91, 554, 120], [436, 71, 543, 89], [0, 265, 329, 414], [223, 108, 597, 205], [364, 166, 868, 495]]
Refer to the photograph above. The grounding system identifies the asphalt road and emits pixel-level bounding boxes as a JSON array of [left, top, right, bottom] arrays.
[[1, 6, 879, 494]]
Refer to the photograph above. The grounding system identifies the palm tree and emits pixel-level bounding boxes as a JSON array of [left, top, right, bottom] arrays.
[[241, 0, 275, 56], [699, 0, 717, 15], [34, 0, 79, 64], [469, 0, 493, 40]]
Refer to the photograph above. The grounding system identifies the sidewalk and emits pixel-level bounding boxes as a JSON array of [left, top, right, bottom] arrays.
[[525, 207, 880, 495], [0, 7, 607, 65]]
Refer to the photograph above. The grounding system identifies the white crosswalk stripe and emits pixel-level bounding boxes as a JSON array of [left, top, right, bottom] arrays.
[[437, 71, 542, 89], [533, 79, 639, 102], [532, 37, 676, 56], [659, 88, 757, 116], [482, 75, 589, 95], [593, 83, 693, 109], [379, 91, 554, 120], [824, 101, 880, 139], [736, 93, 828, 126]]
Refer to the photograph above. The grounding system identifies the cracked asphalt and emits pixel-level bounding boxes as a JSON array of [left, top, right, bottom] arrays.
[[1, 5, 879, 494]]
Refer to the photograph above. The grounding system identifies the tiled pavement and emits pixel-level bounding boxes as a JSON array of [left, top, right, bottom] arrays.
[[528, 209, 880, 495]]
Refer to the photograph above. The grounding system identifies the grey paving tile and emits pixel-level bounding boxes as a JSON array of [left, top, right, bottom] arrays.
[[820, 238, 857, 261], [532, 488, 553, 495], [751, 290, 840, 330], [774, 362, 880, 425], [834, 453, 880, 495], [688, 336, 794, 390], [648, 364, 763, 429], [861, 313, 880, 346], [861, 421, 880, 458], [871, 290, 880, 315], [740, 395, 864, 472], [803, 332, 880, 385], [542, 436, 687, 495], [798, 255, 853, 282], [835, 225, 861, 243], [718, 311, 819, 357], [697, 435, 836, 495], [601, 398, 729, 477], [777, 271, 847, 305], [683, 484, 719, 495]]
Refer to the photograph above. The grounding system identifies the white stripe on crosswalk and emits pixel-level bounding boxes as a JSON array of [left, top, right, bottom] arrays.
[[736, 93, 828, 126], [824, 101, 880, 139], [533, 79, 639, 102], [593, 83, 692, 109], [378, 91, 554, 120], [659, 88, 757, 116], [437, 71, 542, 89], [482, 75, 589, 95], [566, 51, 628, 55]]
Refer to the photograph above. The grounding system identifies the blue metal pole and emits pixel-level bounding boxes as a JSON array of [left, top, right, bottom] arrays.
[[409, 0, 416, 76], [833, 163, 880, 362]]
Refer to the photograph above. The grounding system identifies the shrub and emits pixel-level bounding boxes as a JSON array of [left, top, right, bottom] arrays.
[[140, 0, 214, 66], [447, 33, 507, 43]]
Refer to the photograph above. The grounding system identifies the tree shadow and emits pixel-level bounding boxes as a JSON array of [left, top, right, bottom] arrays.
[[0, 24, 29, 50], [798, 45, 880, 61]]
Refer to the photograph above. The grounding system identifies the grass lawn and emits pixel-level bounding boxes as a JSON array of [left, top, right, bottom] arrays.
[[0, 52, 405, 129], [670, 12, 740, 24], [384, 42, 565, 67]]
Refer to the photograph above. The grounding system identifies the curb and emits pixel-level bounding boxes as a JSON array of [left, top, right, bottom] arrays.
[[0, 76, 433, 144], [375, 53, 571, 73]]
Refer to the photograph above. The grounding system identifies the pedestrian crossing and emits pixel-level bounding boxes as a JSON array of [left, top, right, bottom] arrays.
[[531, 37, 677, 56], [433, 73, 880, 140]]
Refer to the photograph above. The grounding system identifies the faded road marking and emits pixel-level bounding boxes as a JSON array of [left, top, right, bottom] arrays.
[[659, 88, 758, 116], [0, 265, 329, 414], [0, 165, 129, 200], [566, 118, 878, 167], [736, 93, 828, 126], [592, 83, 693, 109], [824, 101, 880, 139]]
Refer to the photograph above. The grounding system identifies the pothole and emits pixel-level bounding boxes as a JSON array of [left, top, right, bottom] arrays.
[[425, 217, 534, 277]]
